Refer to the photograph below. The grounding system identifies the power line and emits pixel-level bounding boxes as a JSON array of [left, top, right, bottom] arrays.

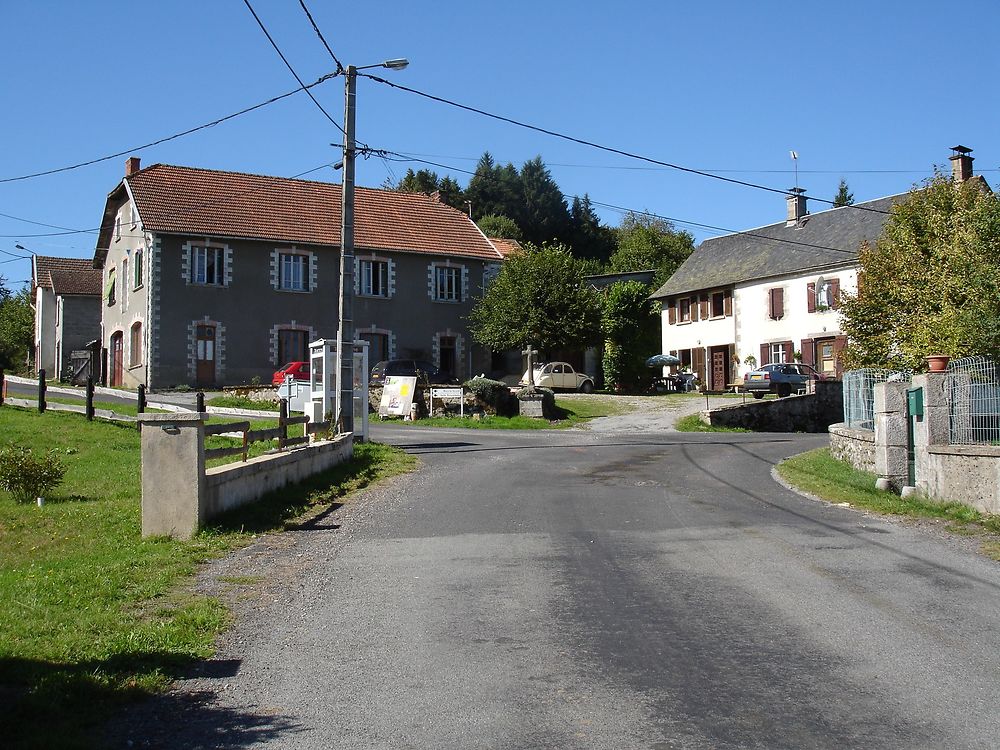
[[0, 74, 337, 184], [242, 0, 344, 135], [361, 73, 893, 216], [297, 0, 344, 74]]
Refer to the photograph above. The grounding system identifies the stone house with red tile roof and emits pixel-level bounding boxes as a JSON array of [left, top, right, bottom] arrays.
[[93, 158, 506, 388], [31, 256, 102, 379]]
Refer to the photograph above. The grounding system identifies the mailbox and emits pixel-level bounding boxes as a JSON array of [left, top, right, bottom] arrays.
[[907, 386, 924, 418]]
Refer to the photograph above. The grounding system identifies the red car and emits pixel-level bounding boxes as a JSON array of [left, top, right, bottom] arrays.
[[272, 361, 310, 386]]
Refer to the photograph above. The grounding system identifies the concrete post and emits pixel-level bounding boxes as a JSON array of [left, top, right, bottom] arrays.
[[874, 381, 909, 490], [911, 373, 950, 448], [136, 412, 206, 539]]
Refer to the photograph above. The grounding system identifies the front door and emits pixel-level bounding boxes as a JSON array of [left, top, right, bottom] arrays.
[[196, 325, 216, 386], [711, 347, 728, 391], [817, 338, 837, 377], [110, 332, 123, 386], [438, 336, 457, 379]]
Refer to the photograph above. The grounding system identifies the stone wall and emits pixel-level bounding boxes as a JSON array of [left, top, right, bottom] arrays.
[[828, 423, 875, 473], [706, 381, 844, 433]]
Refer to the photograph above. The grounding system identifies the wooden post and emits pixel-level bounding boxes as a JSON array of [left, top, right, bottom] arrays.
[[85, 377, 95, 421], [279, 398, 288, 451], [137, 384, 146, 414], [0, 368, 5, 407], [38, 369, 46, 413], [196, 391, 205, 413]]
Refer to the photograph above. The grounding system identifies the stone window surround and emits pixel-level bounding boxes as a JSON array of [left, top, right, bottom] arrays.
[[270, 247, 317, 293], [356, 324, 396, 362], [355, 254, 396, 298], [428, 260, 469, 303], [269, 321, 318, 367], [187, 317, 226, 382], [182, 239, 232, 288]]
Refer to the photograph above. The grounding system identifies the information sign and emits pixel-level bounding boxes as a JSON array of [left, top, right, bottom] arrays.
[[379, 376, 417, 417]]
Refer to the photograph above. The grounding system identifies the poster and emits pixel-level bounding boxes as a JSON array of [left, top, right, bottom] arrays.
[[379, 376, 417, 417]]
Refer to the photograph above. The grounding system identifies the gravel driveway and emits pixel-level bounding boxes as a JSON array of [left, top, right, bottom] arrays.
[[561, 392, 739, 432]]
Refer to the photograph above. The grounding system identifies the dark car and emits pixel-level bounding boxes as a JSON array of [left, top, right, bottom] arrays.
[[743, 362, 825, 398], [370, 359, 456, 386], [272, 361, 310, 386]]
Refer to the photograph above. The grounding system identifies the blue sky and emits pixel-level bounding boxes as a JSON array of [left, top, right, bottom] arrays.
[[2, 1, 998, 289]]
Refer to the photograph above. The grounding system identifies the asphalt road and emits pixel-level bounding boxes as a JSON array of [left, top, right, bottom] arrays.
[[109, 424, 1000, 749]]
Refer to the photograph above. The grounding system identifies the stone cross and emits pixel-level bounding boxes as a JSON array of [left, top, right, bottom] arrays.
[[523, 344, 536, 387]]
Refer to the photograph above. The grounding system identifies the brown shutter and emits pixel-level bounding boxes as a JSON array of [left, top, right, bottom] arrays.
[[807, 282, 816, 313], [760, 343, 769, 365], [830, 278, 841, 309], [699, 294, 710, 321], [800, 338, 815, 366], [693, 347, 706, 383], [724, 290, 732, 317], [668, 303, 677, 325], [783, 341, 794, 363], [833, 335, 848, 378], [774, 287, 784, 319]]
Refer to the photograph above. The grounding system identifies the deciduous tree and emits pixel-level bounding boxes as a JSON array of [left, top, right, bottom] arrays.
[[601, 280, 659, 391], [0, 283, 34, 372], [609, 212, 695, 288]]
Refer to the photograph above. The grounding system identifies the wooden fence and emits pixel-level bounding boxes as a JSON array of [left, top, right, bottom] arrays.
[[203, 401, 331, 463]]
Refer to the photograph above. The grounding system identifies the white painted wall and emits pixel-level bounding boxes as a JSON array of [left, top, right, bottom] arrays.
[[34, 286, 55, 375]]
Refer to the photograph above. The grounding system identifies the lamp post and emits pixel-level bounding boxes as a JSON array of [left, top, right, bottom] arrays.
[[336, 58, 408, 435]]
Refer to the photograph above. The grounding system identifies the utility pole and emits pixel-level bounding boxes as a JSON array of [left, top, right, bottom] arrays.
[[336, 66, 357, 435]]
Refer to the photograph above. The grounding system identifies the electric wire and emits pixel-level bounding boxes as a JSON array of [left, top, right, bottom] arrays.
[[297, 0, 344, 74], [241, 0, 345, 135], [361, 73, 893, 216], [0, 74, 337, 184]]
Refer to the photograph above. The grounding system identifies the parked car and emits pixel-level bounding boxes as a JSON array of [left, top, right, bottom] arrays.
[[743, 362, 825, 398], [519, 361, 596, 392], [272, 361, 309, 386], [370, 359, 456, 386]]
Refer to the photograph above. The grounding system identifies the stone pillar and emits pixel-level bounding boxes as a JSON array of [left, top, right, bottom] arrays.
[[874, 381, 908, 490], [911, 373, 950, 449], [136, 412, 206, 539]]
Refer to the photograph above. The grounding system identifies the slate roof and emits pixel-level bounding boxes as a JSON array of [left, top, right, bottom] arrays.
[[33, 256, 102, 295], [650, 193, 905, 299], [95, 163, 503, 266]]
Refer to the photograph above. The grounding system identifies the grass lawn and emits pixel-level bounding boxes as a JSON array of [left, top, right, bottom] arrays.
[[0, 405, 415, 749], [206, 395, 280, 412], [374, 396, 622, 430], [778, 448, 1000, 560]]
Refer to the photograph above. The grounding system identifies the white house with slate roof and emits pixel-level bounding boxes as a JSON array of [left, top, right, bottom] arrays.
[[649, 146, 981, 392]]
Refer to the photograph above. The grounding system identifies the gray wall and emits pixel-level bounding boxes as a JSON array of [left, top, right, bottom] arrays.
[[56, 295, 101, 379], [705, 381, 844, 432]]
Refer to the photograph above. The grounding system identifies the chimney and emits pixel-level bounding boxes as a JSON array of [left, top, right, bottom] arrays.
[[785, 187, 808, 226], [125, 156, 141, 176], [949, 145, 973, 182]]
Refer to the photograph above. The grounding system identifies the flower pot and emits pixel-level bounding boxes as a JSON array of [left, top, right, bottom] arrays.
[[925, 354, 950, 372]]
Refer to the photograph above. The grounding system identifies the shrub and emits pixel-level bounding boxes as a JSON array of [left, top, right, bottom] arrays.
[[0, 445, 67, 503], [465, 377, 517, 416]]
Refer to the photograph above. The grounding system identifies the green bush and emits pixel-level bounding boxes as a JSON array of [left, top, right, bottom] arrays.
[[0, 445, 67, 503], [465, 377, 517, 416]]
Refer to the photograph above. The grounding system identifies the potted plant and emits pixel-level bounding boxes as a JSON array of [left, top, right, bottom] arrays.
[[924, 354, 950, 372], [743, 354, 757, 369]]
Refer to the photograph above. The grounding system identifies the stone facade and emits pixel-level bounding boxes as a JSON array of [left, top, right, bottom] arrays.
[[828, 423, 875, 473]]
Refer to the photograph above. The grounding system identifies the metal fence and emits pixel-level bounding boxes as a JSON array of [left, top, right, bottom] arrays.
[[946, 356, 1000, 445], [842, 368, 911, 430]]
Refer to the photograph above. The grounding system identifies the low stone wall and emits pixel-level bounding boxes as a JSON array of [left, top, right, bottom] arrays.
[[828, 422, 876, 473], [923, 445, 1000, 515], [706, 381, 844, 433], [205, 434, 353, 518]]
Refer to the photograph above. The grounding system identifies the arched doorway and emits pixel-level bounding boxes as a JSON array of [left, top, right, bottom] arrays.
[[109, 331, 124, 386]]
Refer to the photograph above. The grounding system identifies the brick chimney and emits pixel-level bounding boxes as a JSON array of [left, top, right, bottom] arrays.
[[949, 145, 973, 182], [785, 187, 808, 226], [125, 156, 141, 176]]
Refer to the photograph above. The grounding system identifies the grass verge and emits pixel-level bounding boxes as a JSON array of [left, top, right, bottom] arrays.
[[0, 405, 415, 749], [778, 448, 1000, 560], [674, 413, 750, 433], [372, 397, 620, 430], [206, 395, 280, 412]]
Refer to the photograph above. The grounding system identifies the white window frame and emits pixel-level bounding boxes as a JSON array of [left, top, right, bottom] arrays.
[[434, 265, 461, 302], [815, 277, 834, 310], [279, 252, 309, 292], [192, 245, 225, 286], [360, 258, 389, 297], [770, 343, 787, 364]]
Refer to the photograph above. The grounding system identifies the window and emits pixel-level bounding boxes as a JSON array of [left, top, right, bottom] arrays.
[[809, 277, 840, 312], [129, 322, 142, 367], [711, 291, 725, 318], [134, 249, 143, 289], [121, 260, 128, 311], [679, 297, 692, 323], [279, 253, 309, 291], [115, 212, 121, 241], [360, 259, 389, 297], [771, 343, 787, 364], [434, 266, 461, 302], [106, 267, 116, 306], [192, 246, 225, 285], [277, 329, 308, 364], [359, 332, 389, 363]]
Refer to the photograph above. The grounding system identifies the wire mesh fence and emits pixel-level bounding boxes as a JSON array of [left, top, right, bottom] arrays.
[[946, 356, 1000, 445], [842, 368, 911, 430]]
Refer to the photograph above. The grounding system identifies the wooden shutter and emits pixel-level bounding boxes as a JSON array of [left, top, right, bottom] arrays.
[[699, 294, 710, 321], [770, 287, 784, 319], [807, 282, 816, 313], [760, 343, 769, 365], [724, 290, 733, 317], [833, 335, 848, 377], [800, 338, 815, 366], [830, 278, 841, 309], [783, 341, 794, 363], [693, 347, 706, 382], [668, 303, 677, 325]]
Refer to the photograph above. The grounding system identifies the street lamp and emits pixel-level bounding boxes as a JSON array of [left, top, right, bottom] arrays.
[[336, 58, 408, 435]]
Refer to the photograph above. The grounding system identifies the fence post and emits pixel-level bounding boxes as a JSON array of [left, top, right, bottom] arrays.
[[196, 391, 205, 413], [279, 398, 288, 451], [135, 413, 206, 539], [874, 381, 908, 491], [137, 384, 146, 414], [0, 368, 5, 407], [85, 377, 95, 421], [38, 369, 46, 413]]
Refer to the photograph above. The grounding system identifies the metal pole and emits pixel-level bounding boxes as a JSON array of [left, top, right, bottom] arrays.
[[85, 376, 95, 421], [38, 369, 46, 413], [337, 65, 357, 435]]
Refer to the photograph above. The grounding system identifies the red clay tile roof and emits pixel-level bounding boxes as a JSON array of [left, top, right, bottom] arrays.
[[34, 256, 100, 290], [488, 238, 522, 258], [48, 268, 102, 296], [101, 164, 503, 263]]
